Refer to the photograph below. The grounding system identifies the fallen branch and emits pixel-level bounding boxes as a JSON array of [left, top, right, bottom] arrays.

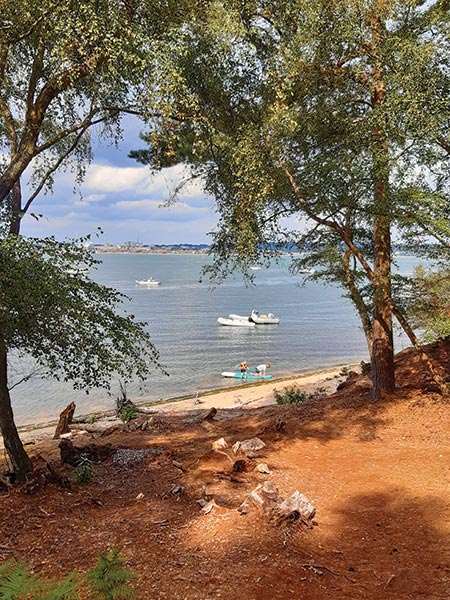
[[301, 564, 339, 576]]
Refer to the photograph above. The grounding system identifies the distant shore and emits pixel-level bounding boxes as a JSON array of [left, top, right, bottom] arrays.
[[3, 364, 358, 449]]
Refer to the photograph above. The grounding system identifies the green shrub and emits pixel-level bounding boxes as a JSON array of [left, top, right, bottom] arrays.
[[75, 454, 94, 484], [118, 403, 140, 423], [116, 382, 139, 423], [274, 385, 312, 405]]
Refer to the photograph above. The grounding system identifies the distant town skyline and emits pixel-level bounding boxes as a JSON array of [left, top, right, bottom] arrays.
[[20, 116, 217, 245]]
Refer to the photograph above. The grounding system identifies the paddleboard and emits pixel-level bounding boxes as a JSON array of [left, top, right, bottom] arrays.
[[221, 371, 273, 380]]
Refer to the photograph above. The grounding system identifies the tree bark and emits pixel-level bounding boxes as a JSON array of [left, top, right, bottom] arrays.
[[369, 3, 395, 400], [9, 180, 22, 235], [0, 334, 33, 481], [371, 170, 395, 399]]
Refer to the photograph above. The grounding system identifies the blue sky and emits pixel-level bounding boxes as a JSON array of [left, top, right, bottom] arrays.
[[21, 116, 217, 245]]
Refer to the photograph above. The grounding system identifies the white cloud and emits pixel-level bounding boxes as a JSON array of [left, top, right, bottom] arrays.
[[78, 193, 106, 203], [85, 165, 150, 193], [83, 163, 208, 203], [114, 199, 210, 220]]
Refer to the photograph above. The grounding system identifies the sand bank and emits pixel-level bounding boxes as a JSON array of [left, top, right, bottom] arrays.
[[4, 363, 357, 448]]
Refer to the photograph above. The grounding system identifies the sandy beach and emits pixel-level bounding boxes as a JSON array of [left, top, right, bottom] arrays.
[[4, 363, 356, 448]]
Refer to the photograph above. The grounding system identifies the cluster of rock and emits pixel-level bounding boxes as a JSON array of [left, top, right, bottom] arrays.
[[208, 435, 316, 526]]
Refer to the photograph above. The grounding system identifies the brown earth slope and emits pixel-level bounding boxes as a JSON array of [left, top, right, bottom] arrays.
[[1, 343, 450, 599]]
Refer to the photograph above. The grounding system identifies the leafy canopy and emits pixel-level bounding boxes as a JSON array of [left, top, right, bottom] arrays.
[[0, 235, 162, 391]]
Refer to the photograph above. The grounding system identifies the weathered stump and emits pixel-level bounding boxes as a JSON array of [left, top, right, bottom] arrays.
[[53, 402, 76, 439]]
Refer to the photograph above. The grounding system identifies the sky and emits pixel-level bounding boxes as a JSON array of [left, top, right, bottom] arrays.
[[21, 116, 217, 245]]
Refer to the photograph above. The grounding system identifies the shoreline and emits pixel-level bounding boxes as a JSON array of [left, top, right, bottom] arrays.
[[4, 363, 358, 448]]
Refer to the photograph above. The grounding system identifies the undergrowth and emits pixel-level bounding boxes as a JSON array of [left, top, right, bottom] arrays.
[[275, 385, 328, 405], [0, 548, 136, 599]]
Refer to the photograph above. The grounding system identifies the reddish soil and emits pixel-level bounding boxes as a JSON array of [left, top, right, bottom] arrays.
[[1, 344, 450, 599]]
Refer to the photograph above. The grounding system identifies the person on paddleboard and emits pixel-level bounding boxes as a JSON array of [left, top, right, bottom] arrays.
[[255, 363, 270, 376]]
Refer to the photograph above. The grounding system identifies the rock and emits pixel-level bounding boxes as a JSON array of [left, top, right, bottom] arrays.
[[196, 498, 208, 508], [237, 498, 252, 514], [212, 437, 228, 451], [255, 463, 270, 474], [276, 491, 316, 521], [59, 432, 75, 440], [202, 500, 217, 514], [232, 437, 266, 457], [249, 481, 279, 510]]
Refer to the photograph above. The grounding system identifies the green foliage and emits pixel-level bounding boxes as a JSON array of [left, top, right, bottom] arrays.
[[0, 550, 136, 600], [0, 559, 78, 600], [274, 385, 312, 405], [75, 454, 94, 484], [0, 0, 199, 214], [115, 382, 140, 422], [85, 548, 136, 600], [407, 266, 450, 342], [132, 0, 450, 375], [0, 235, 163, 392], [0, 560, 35, 599], [117, 404, 140, 423]]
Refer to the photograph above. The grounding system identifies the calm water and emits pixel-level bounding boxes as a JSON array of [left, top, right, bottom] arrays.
[[11, 254, 419, 425]]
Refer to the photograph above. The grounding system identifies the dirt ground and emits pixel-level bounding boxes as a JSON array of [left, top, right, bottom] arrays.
[[1, 345, 450, 599]]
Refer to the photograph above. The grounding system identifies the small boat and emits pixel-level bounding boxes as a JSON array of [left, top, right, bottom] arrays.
[[298, 268, 315, 274], [217, 317, 255, 327], [136, 277, 160, 286], [249, 265, 261, 271], [250, 310, 280, 325], [229, 313, 251, 321], [221, 371, 273, 380], [67, 267, 90, 276]]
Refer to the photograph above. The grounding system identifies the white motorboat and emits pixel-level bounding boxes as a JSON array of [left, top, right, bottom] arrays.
[[298, 268, 316, 274], [250, 310, 280, 325], [217, 317, 255, 327], [249, 265, 261, 271], [136, 277, 161, 286], [67, 267, 90, 276], [229, 313, 251, 321]]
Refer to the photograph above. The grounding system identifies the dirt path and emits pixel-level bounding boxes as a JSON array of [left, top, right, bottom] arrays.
[[1, 382, 449, 599]]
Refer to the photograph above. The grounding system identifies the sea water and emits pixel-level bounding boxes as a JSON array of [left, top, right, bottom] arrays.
[[10, 253, 421, 425]]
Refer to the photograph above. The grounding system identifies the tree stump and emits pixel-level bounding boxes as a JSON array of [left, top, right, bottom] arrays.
[[53, 402, 76, 439]]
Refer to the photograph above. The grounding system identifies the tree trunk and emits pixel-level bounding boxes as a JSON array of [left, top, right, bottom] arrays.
[[371, 148, 395, 399], [370, 4, 395, 400], [9, 180, 22, 235], [0, 334, 33, 481]]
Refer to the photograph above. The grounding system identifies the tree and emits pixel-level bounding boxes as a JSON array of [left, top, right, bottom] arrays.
[[0, 0, 197, 480], [0, 234, 162, 480], [0, 0, 194, 231], [131, 0, 450, 399]]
